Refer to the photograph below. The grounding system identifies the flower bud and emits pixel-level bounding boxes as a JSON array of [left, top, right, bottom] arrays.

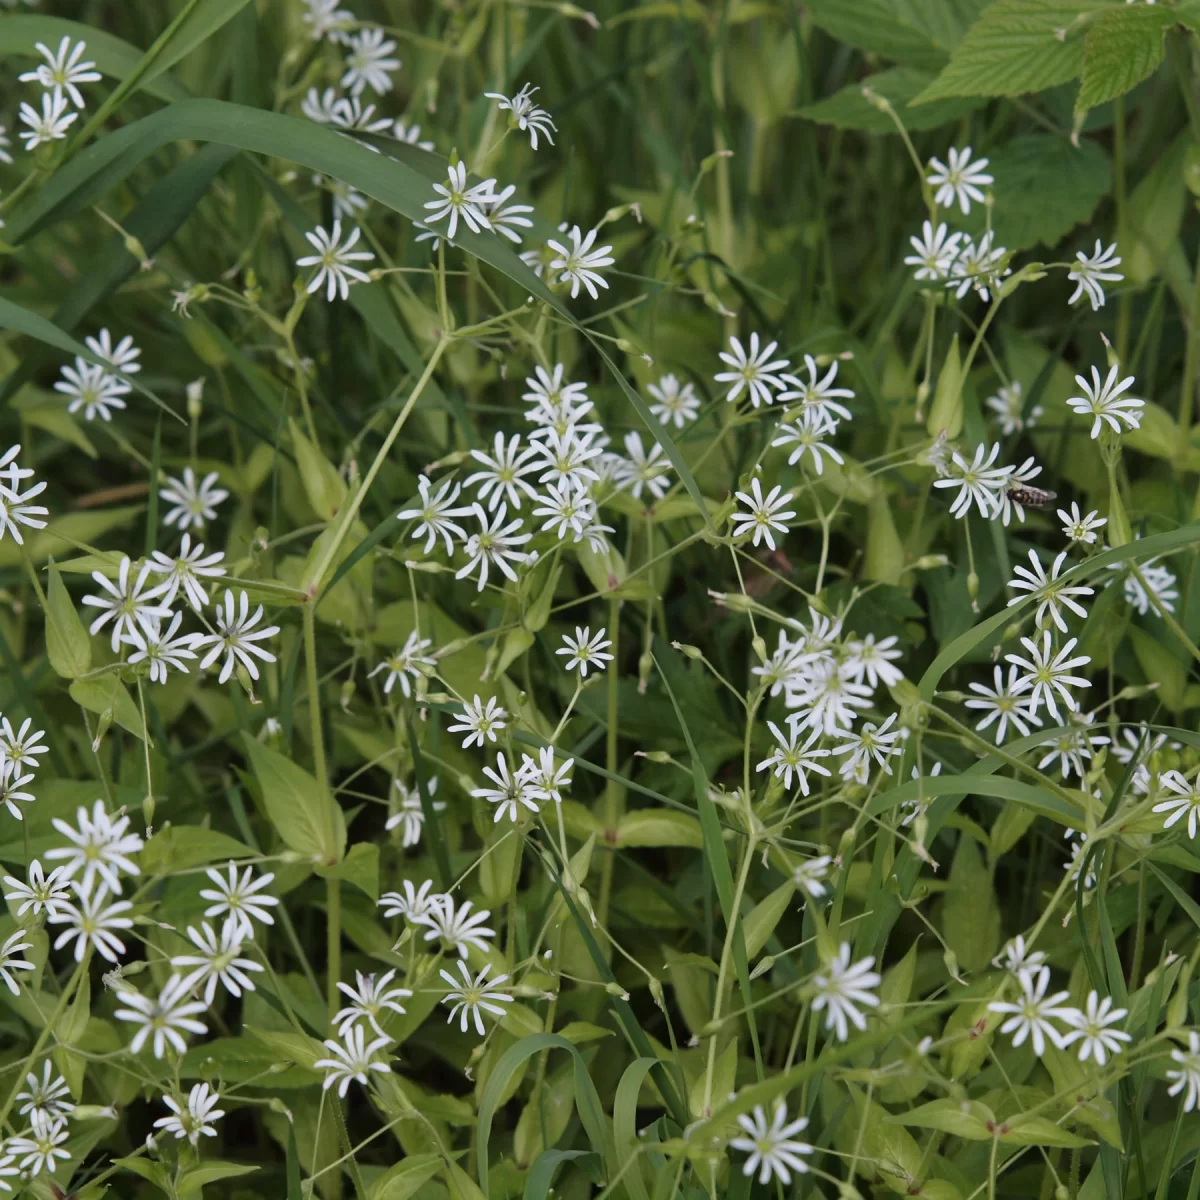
[[671, 641, 703, 660]]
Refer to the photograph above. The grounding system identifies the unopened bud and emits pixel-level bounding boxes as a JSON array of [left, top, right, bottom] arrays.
[[340, 679, 355, 711], [403, 559, 453, 573], [914, 554, 949, 570], [186, 378, 205, 420], [269, 1097, 293, 1121], [751, 635, 767, 662], [636, 750, 674, 763], [648, 976, 665, 1010], [671, 641, 703, 660], [143, 793, 155, 833], [235, 665, 260, 702], [605, 981, 630, 1000], [967, 571, 979, 601], [92, 709, 113, 751], [749, 954, 776, 980]]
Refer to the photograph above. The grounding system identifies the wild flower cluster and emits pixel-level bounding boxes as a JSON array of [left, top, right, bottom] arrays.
[[1, 0, 1199, 1197]]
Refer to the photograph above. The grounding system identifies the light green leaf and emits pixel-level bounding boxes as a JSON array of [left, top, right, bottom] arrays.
[[614, 809, 703, 849], [742, 882, 794, 961], [913, 0, 1112, 105], [888, 1097, 994, 1140], [290, 417, 347, 522], [315, 841, 379, 900], [45, 565, 91, 679], [942, 836, 1000, 973], [142, 0, 254, 87], [69, 675, 146, 742], [1076, 4, 1174, 111], [1000, 1115, 1093, 1148], [797, 66, 987, 133], [803, 0, 988, 70], [177, 1162, 259, 1197], [141, 824, 257, 874], [242, 735, 344, 864], [369, 1153, 443, 1200]]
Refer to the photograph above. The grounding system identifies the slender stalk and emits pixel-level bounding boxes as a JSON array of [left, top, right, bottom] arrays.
[[597, 598, 622, 926]]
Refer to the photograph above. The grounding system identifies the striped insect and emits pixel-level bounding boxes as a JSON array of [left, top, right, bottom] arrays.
[[1005, 483, 1057, 509]]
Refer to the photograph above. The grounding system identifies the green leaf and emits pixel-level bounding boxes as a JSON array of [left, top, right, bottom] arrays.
[[522, 1150, 592, 1200], [141, 825, 257, 873], [889, 1097, 994, 1140], [45, 565, 91, 679], [315, 842, 379, 900], [141, 0, 254, 88], [177, 1162, 259, 1196], [1076, 4, 1174, 111], [1000, 1115, 1093, 1148], [942, 836, 1000, 973], [369, 1153, 442, 1200], [0, 15, 188, 100], [614, 808, 703, 849], [803, 0, 989, 70], [69, 675, 146, 742], [798, 66, 987, 133], [742, 882, 794, 961], [245, 1027, 327, 1071], [242, 734, 344, 864], [982, 135, 1111, 250], [290, 418, 348, 522], [913, 0, 1112, 105]]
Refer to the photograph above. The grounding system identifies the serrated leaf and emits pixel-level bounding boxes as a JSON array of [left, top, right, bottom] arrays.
[[804, 0, 989, 70], [798, 66, 987, 133], [913, 0, 1112, 105], [979, 135, 1111, 250], [1076, 5, 1173, 111]]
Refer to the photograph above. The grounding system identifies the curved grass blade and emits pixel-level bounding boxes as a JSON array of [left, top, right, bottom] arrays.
[[613, 1057, 660, 1200], [522, 1150, 592, 1200], [0, 15, 188, 101]]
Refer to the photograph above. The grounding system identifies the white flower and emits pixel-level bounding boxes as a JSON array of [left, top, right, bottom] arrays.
[[84, 328, 141, 374], [198, 862, 279, 940], [159, 467, 228, 530], [532, 478, 596, 540], [147, 533, 227, 609], [811, 943, 882, 1041], [1153, 771, 1200, 839], [997, 457, 1047, 528], [340, 26, 400, 95], [439, 960, 512, 1036], [1123, 561, 1179, 616], [1167, 1031, 1200, 1113], [398, 474, 474, 553], [779, 355, 854, 424], [379, 878, 441, 922], [369, 630, 435, 698], [1068, 240, 1122, 310], [0, 759, 34, 821], [993, 934, 1047, 978], [301, 86, 341, 123], [1058, 501, 1106, 545], [18, 89, 78, 150], [0, 126, 10, 167], [647, 373, 700, 428], [843, 633, 903, 689], [54, 357, 129, 421], [456, 503, 532, 591], [447, 694, 508, 749], [8, 1112, 69, 1178], [987, 966, 1074, 1057], [19, 37, 100, 108], [792, 855, 834, 900], [833, 714, 902, 784], [330, 96, 392, 133], [16, 1063, 75, 1123], [3, 860, 72, 919], [965, 665, 1042, 744], [465, 432, 541, 511], [0, 477, 49, 545], [473, 752, 542, 823], [986, 380, 1041, 435], [730, 478, 795, 551], [932, 443, 1011, 519], [1037, 712, 1109, 780], [546, 225, 614, 300], [122, 611, 201, 685], [556, 626, 613, 677], [115, 974, 209, 1058], [153, 1083, 225, 1146], [730, 1103, 812, 1186], [756, 721, 831, 794], [534, 426, 603, 491], [946, 231, 1009, 301], [521, 746, 573, 804], [0, 443, 34, 489], [171, 919, 264, 1005], [1066, 364, 1142, 439], [302, 0, 355, 42], [1059, 991, 1131, 1065], [46, 800, 143, 894], [386, 777, 444, 848], [486, 82, 556, 149], [297, 221, 375, 300], [1005, 631, 1091, 722], [714, 334, 789, 409], [618, 431, 672, 500], [523, 363, 590, 419], [82, 555, 172, 652], [771, 409, 843, 474], [334, 969, 412, 1039], [1006, 549, 1092, 633], [0, 930, 33, 996], [418, 895, 495, 957], [787, 660, 872, 736], [482, 184, 535, 244], [424, 161, 496, 241], [394, 120, 434, 150], [904, 220, 962, 281], [195, 589, 280, 684], [315, 1026, 393, 1096], [927, 146, 993, 215], [49, 883, 134, 963], [0, 1151, 16, 1195]]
